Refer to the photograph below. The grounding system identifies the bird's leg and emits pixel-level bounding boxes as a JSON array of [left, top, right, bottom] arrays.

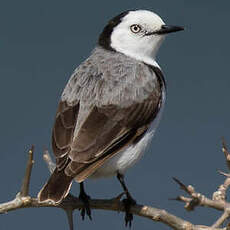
[[117, 172, 136, 227], [78, 182, 92, 221]]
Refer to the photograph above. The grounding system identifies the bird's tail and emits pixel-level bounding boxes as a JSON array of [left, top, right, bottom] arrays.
[[38, 168, 73, 204]]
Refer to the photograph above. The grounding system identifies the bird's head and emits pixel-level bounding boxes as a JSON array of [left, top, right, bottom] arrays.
[[98, 10, 183, 65]]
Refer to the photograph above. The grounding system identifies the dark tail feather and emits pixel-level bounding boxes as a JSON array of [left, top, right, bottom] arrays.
[[38, 168, 73, 204]]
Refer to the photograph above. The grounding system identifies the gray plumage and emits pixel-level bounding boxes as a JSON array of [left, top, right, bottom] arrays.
[[62, 46, 159, 107], [59, 46, 162, 177], [38, 46, 164, 203]]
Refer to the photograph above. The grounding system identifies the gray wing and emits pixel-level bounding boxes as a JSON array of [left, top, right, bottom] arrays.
[[52, 50, 163, 182]]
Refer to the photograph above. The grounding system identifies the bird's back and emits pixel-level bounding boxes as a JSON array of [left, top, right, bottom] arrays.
[[62, 46, 161, 108]]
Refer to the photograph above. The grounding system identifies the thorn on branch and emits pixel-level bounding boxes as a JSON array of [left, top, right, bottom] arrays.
[[64, 209, 74, 230], [172, 177, 201, 211], [169, 196, 191, 202], [20, 145, 34, 197], [172, 177, 194, 195]]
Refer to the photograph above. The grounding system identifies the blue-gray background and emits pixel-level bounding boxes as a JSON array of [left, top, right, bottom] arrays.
[[0, 1, 229, 229]]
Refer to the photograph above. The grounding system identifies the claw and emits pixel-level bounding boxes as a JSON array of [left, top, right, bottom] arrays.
[[79, 192, 92, 220], [122, 196, 136, 227], [116, 173, 136, 227], [79, 182, 92, 221]]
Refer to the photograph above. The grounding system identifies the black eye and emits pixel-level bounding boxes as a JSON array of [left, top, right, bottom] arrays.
[[130, 24, 141, 33]]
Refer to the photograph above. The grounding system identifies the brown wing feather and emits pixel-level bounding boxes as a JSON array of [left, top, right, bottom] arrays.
[[52, 91, 161, 180], [52, 101, 79, 170], [51, 65, 163, 181], [74, 126, 149, 182]]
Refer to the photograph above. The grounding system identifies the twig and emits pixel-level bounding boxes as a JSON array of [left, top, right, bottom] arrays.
[[222, 138, 230, 171], [173, 176, 229, 212], [20, 145, 34, 197], [173, 177, 201, 211], [212, 139, 230, 202], [172, 139, 230, 230], [175, 195, 225, 211], [212, 211, 229, 228], [213, 175, 230, 202]]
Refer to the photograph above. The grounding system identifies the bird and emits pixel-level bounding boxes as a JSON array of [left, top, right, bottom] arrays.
[[38, 9, 183, 226]]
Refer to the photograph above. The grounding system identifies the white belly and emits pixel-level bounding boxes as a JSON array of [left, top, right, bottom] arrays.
[[90, 130, 154, 178], [90, 88, 166, 179]]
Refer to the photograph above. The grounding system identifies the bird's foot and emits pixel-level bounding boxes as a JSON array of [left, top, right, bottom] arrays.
[[79, 191, 92, 221], [122, 195, 136, 227]]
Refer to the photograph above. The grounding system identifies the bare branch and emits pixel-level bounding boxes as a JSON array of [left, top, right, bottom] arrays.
[[212, 211, 229, 228], [0, 143, 223, 230], [172, 177, 202, 211], [213, 175, 230, 202], [20, 145, 34, 197], [0, 193, 226, 230], [212, 139, 230, 203], [2, 139, 230, 230], [174, 192, 225, 212]]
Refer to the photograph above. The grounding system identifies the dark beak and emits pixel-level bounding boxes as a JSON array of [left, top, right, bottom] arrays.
[[145, 25, 184, 36], [156, 25, 184, 35]]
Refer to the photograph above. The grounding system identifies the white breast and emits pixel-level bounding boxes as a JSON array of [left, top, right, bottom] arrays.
[[90, 87, 166, 179]]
